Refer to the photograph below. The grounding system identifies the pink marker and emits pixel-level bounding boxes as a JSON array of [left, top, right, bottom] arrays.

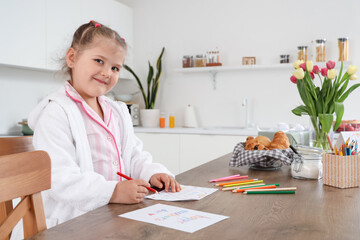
[[209, 174, 245, 182]]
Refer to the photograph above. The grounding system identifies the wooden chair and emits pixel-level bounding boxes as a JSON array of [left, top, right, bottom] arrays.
[[0, 136, 34, 156], [0, 150, 51, 240]]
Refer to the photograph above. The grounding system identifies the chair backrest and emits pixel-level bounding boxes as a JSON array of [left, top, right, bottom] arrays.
[[0, 136, 34, 156], [0, 151, 51, 240]]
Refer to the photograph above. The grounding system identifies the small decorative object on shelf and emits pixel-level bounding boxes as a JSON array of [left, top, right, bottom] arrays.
[[297, 46, 308, 62], [169, 113, 175, 128], [159, 112, 166, 128], [315, 39, 326, 62], [182, 55, 193, 68], [195, 54, 206, 67], [242, 57, 256, 65], [338, 37, 349, 61], [280, 55, 290, 64], [206, 49, 222, 67], [290, 60, 360, 151]]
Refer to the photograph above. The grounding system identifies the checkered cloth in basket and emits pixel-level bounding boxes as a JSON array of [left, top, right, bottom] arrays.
[[229, 142, 297, 168]]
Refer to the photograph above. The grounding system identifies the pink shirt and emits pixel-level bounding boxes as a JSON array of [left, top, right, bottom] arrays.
[[65, 81, 123, 181]]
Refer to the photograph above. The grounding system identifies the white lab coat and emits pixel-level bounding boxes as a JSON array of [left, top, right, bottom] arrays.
[[11, 86, 172, 239]]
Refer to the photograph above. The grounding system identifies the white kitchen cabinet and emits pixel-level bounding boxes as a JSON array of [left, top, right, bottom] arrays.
[[45, 0, 83, 70], [135, 133, 180, 175], [0, 0, 133, 72], [135, 132, 247, 175], [179, 134, 245, 173], [0, 0, 46, 69]]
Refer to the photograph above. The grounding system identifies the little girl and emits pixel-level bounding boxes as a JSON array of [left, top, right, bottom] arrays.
[[27, 21, 181, 229]]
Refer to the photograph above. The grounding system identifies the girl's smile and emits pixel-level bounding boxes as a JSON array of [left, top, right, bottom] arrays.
[[65, 36, 126, 107]]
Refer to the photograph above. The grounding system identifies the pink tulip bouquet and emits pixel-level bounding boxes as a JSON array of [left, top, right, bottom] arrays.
[[290, 60, 360, 150]]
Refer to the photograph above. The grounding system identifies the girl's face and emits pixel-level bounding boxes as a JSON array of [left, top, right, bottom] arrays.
[[66, 37, 126, 103]]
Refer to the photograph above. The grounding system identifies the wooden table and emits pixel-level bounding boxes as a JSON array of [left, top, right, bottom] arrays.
[[30, 153, 360, 240]]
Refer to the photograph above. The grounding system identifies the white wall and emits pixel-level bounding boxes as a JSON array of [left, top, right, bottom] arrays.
[[1, 0, 360, 134], [0, 67, 64, 134], [122, 0, 360, 129]]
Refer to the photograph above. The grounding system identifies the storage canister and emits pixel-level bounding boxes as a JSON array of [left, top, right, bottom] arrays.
[[297, 46, 308, 62], [182, 55, 193, 68], [315, 39, 326, 62], [195, 54, 206, 67], [291, 146, 323, 180], [280, 55, 290, 64], [338, 37, 349, 61]]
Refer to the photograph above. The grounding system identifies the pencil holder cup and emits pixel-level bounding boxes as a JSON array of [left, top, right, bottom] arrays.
[[322, 153, 360, 188]]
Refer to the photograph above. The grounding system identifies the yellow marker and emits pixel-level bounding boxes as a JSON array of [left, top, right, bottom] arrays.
[[223, 180, 263, 188], [334, 144, 338, 155]]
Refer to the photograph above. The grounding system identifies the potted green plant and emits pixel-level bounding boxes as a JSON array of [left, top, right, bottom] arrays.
[[124, 47, 165, 127]]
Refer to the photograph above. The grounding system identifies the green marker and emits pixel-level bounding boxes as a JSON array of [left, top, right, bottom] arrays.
[[244, 191, 295, 194]]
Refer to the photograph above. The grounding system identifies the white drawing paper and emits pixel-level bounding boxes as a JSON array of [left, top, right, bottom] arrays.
[[145, 185, 218, 201], [119, 203, 229, 233]]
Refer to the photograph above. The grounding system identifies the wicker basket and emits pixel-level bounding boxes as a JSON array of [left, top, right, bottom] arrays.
[[323, 153, 360, 188]]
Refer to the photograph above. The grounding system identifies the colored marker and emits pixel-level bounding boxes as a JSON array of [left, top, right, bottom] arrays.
[[223, 180, 263, 188], [232, 184, 279, 193], [216, 179, 257, 187], [244, 191, 295, 194], [117, 172, 158, 194], [221, 183, 265, 191], [245, 187, 296, 192], [209, 174, 242, 182]]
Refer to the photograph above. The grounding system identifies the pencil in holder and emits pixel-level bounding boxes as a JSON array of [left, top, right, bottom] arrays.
[[322, 153, 360, 189]]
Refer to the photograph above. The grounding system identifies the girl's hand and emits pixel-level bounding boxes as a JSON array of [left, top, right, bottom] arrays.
[[150, 173, 182, 193], [110, 179, 149, 204]]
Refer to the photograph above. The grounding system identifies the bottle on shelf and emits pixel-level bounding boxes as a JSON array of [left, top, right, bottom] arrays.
[[159, 112, 166, 128], [297, 46, 308, 62], [315, 39, 326, 62], [338, 37, 349, 61], [169, 113, 175, 128]]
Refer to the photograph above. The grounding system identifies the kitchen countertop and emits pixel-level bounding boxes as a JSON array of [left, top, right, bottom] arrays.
[[133, 126, 258, 136]]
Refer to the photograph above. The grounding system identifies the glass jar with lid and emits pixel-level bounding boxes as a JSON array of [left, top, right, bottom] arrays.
[[291, 146, 323, 180], [280, 54, 290, 64], [315, 39, 326, 62], [195, 54, 206, 67], [182, 55, 193, 68], [297, 46, 308, 62], [338, 37, 349, 61]]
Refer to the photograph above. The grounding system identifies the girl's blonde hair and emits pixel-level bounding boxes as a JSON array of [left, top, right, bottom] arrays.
[[63, 20, 127, 76]]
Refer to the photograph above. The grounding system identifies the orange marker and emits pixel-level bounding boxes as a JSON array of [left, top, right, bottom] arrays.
[[232, 185, 277, 193], [216, 179, 258, 187]]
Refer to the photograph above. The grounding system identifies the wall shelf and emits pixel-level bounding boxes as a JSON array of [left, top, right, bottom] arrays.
[[175, 61, 352, 90]]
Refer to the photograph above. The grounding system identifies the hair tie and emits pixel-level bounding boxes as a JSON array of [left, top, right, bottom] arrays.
[[95, 23, 101, 28], [89, 20, 94, 23], [122, 38, 126, 42]]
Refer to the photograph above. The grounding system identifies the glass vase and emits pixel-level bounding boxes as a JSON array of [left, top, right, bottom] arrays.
[[309, 115, 332, 152]]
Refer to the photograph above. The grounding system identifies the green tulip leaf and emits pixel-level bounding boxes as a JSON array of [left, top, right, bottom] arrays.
[[318, 113, 333, 134], [292, 105, 308, 116], [338, 83, 360, 102], [333, 102, 344, 131]]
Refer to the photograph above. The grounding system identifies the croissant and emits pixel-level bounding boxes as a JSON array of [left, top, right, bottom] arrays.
[[268, 131, 290, 150]]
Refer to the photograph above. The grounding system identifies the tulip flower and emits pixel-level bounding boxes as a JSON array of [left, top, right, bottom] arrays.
[[350, 74, 358, 80], [321, 68, 328, 77], [326, 60, 336, 70], [312, 65, 320, 74], [347, 65, 358, 75], [327, 69, 337, 80], [299, 62, 306, 71], [310, 72, 315, 79], [306, 61, 313, 72], [293, 60, 304, 69], [293, 68, 305, 79], [290, 75, 297, 84]]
